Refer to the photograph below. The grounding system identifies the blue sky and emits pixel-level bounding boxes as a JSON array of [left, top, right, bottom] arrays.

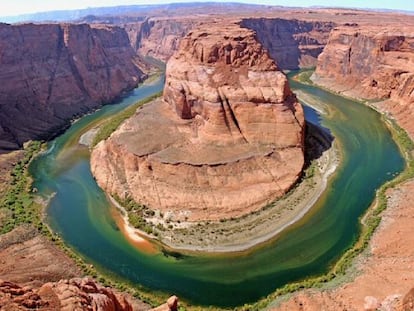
[[1, 0, 413, 16]]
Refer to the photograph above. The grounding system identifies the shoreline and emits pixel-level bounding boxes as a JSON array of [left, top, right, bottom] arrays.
[[267, 80, 414, 310], [107, 195, 158, 254], [20, 69, 414, 310]]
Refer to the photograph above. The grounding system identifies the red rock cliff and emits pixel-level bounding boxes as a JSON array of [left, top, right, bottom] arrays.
[[125, 17, 334, 70], [0, 23, 144, 153], [91, 22, 304, 222], [240, 18, 335, 69], [0, 278, 146, 310], [312, 25, 414, 136], [125, 17, 200, 61]]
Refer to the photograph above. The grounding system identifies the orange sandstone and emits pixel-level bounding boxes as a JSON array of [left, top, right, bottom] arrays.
[[91, 22, 305, 222]]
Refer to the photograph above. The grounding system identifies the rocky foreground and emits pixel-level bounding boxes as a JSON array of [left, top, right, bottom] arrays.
[[0, 278, 138, 310], [91, 22, 305, 222], [0, 225, 177, 310]]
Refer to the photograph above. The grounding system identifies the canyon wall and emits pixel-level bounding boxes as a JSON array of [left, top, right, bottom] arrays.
[[0, 23, 144, 153], [312, 25, 414, 136], [91, 22, 304, 222], [241, 18, 335, 69], [124, 17, 334, 69], [124, 18, 200, 62]]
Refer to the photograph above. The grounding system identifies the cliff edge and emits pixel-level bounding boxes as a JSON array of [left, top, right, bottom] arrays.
[[312, 25, 414, 136]]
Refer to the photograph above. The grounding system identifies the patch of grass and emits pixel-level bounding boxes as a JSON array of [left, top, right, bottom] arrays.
[[92, 91, 162, 146], [295, 69, 315, 84], [0, 141, 45, 234]]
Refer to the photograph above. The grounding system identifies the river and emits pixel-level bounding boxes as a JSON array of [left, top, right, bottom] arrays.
[[29, 73, 404, 307]]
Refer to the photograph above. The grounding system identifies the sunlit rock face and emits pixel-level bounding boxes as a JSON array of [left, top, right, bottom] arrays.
[[312, 26, 414, 136], [92, 22, 305, 222]]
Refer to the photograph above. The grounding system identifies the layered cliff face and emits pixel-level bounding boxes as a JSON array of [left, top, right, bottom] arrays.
[[125, 18, 200, 61], [124, 17, 334, 70], [0, 23, 143, 153], [313, 26, 414, 102], [312, 25, 414, 135], [241, 18, 335, 69], [91, 22, 305, 222]]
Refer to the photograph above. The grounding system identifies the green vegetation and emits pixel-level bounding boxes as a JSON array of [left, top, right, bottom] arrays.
[[113, 194, 157, 236], [294, 68, 315, 84], [143, 56, 167, 71], [3, 72, 411, 310], [0, 141, 46, 234], [54, 237, 169, 308], [92, 91, 162, 146]]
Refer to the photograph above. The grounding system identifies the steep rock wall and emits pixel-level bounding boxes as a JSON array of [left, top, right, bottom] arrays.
[[124, 18, 200, 61], [0, 23, 144, 152], [91, 22, 305, 222], [239, 18, 335, 69], [312, 25, 414, 135]]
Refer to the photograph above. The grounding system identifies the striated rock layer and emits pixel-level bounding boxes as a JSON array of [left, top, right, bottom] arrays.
[[0, 278, 141, 311], [125, 17, 200, 62], [312, 25, 414, 135], [125, 17, 334, 69], [91, 22, 305, 222], [240, 18, 335, 69], [0, 23, 144, 153]]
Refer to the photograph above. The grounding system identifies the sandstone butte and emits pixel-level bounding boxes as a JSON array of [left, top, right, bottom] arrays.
[[91, 22, 305, 222]]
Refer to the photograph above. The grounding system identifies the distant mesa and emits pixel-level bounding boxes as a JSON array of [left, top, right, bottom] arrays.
[[91, 22, 305, 222]]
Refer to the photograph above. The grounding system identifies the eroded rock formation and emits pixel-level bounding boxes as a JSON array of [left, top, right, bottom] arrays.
[[312, 26, 414, 135], [0, 278, 142, 310], [124, 17, 334, 69], [241, 18, 335, 69], [125, 18, 200, 62], [313, 26, 414, 102], [0, 23, 144, 153], [91, 22, 305, 222]]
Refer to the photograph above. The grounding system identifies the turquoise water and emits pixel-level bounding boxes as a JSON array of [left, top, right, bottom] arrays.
[[29, 74, 404, 307]]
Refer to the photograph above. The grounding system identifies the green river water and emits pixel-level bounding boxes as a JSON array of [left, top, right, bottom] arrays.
[[29, 73, 404, 307]]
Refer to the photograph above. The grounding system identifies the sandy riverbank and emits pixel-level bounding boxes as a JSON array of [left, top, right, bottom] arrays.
[[79, 127, 99, 147], [108, 195, 158, 254]]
